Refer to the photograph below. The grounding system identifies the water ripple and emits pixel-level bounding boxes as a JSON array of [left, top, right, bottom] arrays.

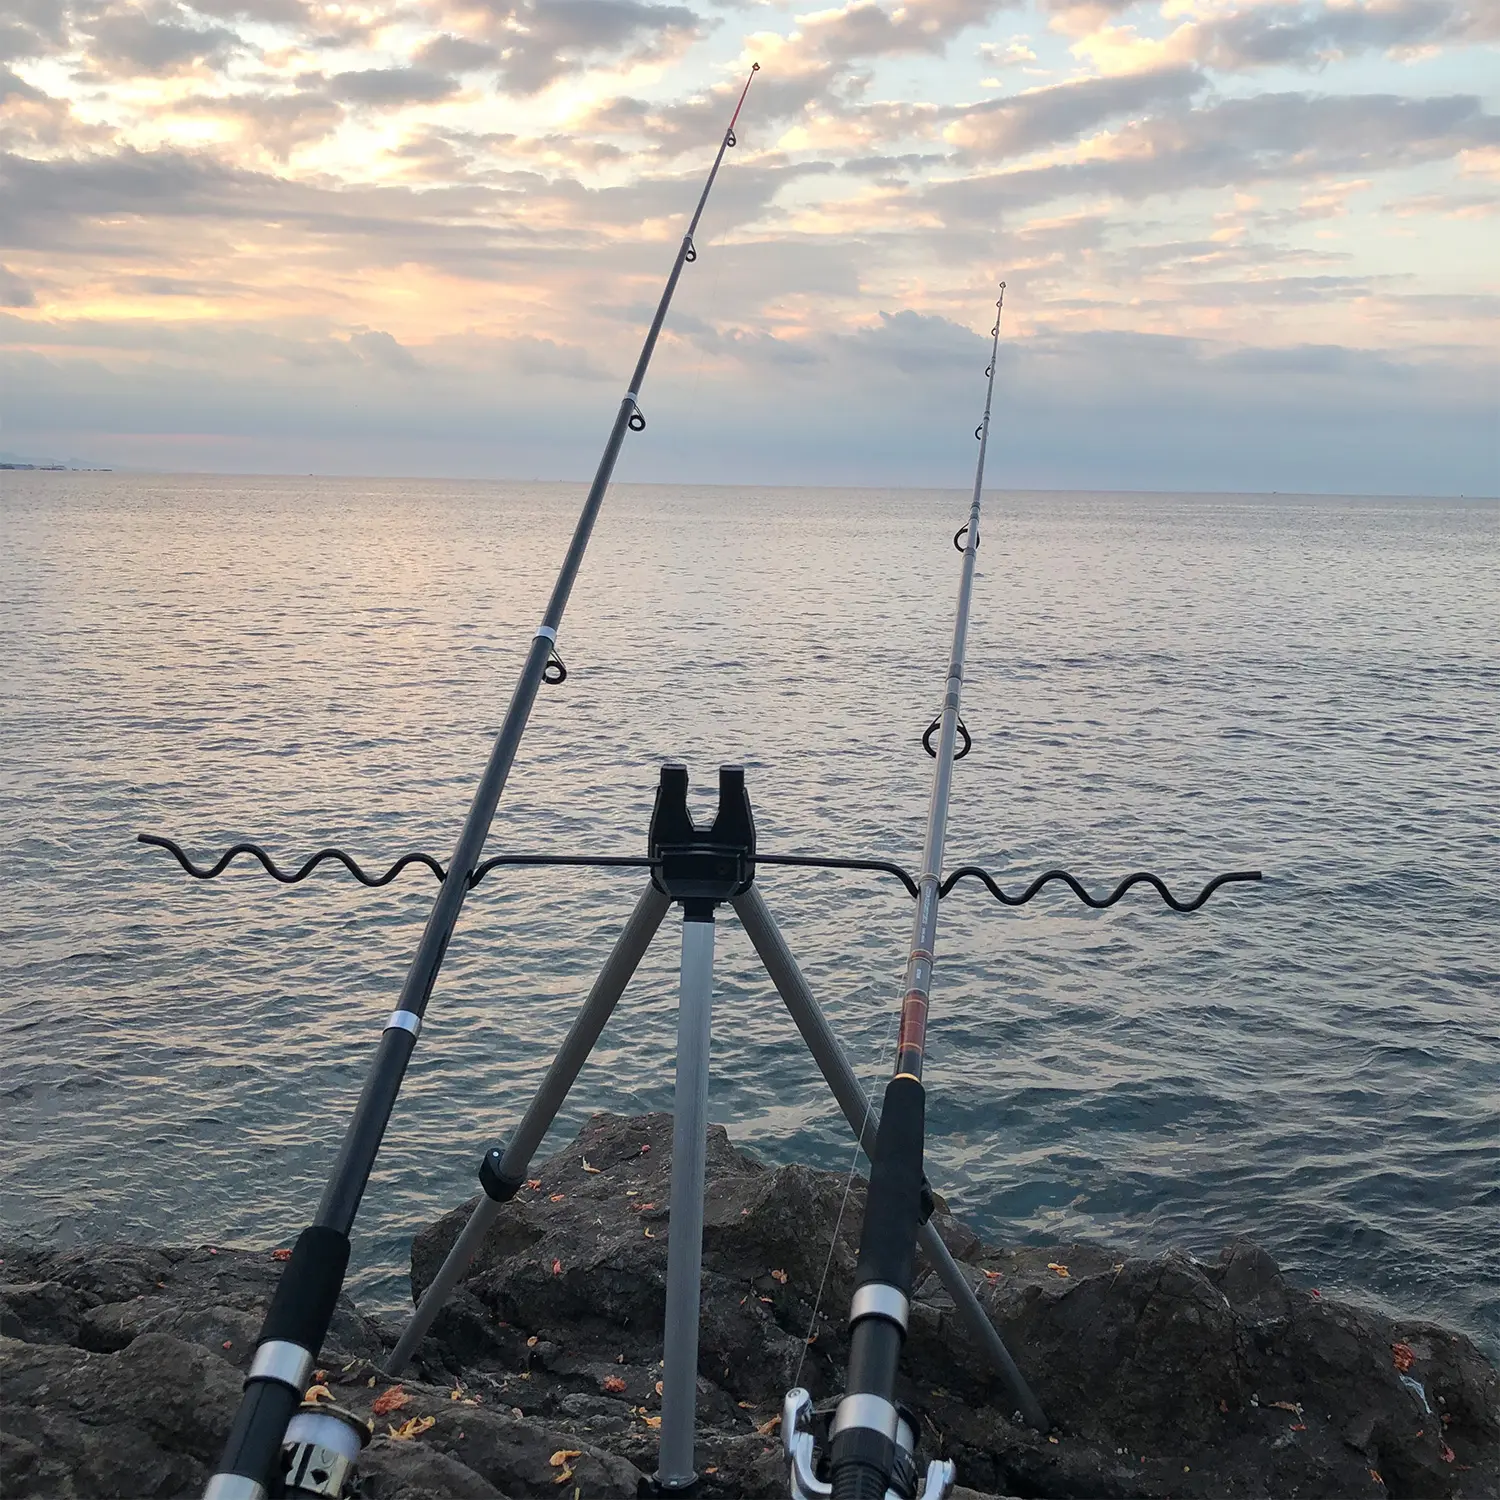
[[0, 475, 1495, 1355]]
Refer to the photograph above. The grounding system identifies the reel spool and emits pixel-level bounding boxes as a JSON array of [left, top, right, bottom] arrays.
[[281, 1402, 370, 1499]]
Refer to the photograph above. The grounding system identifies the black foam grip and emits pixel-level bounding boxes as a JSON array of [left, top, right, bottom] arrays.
[[854, 1075, 926, 1295], [257, 1224, 351, 1353]]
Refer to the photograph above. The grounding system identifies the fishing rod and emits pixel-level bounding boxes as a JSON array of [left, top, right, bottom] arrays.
[[819, 286, 1006, 1500], [203, 64, 760, 1500]]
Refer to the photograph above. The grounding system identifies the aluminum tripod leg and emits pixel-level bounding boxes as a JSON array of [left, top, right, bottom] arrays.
[[655, 911, 716, 1491], [731, 884, 1049, 1432], [387, 882, 671, 1373]]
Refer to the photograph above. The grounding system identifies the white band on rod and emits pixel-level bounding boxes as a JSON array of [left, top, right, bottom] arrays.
[[247, 1339, 314, 1392]]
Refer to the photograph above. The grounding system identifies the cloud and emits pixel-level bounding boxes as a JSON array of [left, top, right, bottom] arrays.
[[169, 87, 346, 157], [349, 327, 419, 369], [796, 0, 1018, 63], [455, 0, 708, 94], [977, 35, 1037, 69], [0, 262, 35, 305], [580, 64, 831, 155], [928, 90, 1500, 218], [415, 33, 501, 73], [1186, 0, 1473, 71], [3, 310, 1493, 493], [946, 66, 1205, 160], [329, 66, 461, 105], [1386, 188, 1500, 218], [1069, 0, 1500, 78], [0, 0, 70, 61], [0, 67, 107, 151], [0, 64, 44, 102], [186, 0, 310, 21], [82, 4, 243, 76], [0, 0, 1493, 490]]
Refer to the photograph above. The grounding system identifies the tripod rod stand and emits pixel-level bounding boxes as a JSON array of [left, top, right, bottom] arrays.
[[387, 764, 1045, 1492]]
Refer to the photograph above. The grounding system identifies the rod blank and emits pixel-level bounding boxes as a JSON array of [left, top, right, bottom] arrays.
[[825, 286, 1009, 1500], [205, 69, 759, 1500]]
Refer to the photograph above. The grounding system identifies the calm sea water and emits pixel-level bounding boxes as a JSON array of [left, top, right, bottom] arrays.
[[1, 473, 1496, 1357]]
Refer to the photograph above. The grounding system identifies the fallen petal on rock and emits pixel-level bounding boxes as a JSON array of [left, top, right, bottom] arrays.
[[372, 1385, 411, 1416]]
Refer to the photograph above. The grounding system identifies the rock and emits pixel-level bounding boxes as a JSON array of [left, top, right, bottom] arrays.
[[0, 1244, 384, 1370], [320, 1371, 644, 1499], [0, 1331, 241, 1496], [411, 1112, 980, 1407], [3, 1111, 1496, 1498], [409, 1112, 1499, 1500], [0, 1279, 92, 1346], [359, 1442, 502, 1499]]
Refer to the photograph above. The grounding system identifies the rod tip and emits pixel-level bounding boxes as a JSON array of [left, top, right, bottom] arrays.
[[751, 61, 760, 70]]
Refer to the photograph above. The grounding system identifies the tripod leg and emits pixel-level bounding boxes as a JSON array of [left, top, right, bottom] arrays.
[[387, 882, 671, 1374], [917, 1219, 1047, 1430], [731, 884, 1049, 1432], [655, 910, 716, 1492]]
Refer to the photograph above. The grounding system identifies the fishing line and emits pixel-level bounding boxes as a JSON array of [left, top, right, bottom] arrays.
[[791, 999, 900, 1395]]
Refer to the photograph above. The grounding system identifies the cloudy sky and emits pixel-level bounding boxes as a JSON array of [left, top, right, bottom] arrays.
[[2, 0, 1496, 490]]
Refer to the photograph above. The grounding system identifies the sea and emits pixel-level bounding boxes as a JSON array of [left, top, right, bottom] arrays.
[[2, 473, 1496, 1358]]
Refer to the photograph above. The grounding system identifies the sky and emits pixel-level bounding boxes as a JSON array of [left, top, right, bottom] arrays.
[[1, 0, 1497, 492]]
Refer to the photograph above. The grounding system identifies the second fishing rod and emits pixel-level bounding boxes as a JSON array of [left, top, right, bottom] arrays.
[[823, 286, 1008, 1500], [204, 65, 760, 1500]]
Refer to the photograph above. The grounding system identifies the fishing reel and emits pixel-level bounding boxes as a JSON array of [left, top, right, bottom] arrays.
[[782, 1389, 954, 1500], [278, 1402, 369, 1499]]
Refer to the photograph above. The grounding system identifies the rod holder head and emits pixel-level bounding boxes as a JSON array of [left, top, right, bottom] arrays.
[[649, 763, 756, 917]]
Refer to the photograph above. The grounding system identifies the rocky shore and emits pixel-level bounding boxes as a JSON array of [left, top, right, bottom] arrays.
[[3, 1111, 1496, 1498]]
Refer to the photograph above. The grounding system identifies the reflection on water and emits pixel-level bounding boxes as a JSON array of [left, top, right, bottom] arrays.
[[1, 473, 1496, 1356]]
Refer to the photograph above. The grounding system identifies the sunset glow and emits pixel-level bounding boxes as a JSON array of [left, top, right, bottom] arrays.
[[2, 0, 1495, 487]]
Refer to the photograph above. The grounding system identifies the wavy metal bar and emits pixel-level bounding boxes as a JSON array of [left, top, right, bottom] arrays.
[[138, 833, 1259, 912], [136, 835, 656, 891], [939, 865, 1263, 912], [136, 834, 447, 887]]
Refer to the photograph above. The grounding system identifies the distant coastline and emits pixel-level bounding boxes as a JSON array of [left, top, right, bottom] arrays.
[[0, 461, 111, 471]]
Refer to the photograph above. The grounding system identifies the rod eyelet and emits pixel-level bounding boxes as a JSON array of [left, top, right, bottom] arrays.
[[922, 716, 972, 759], [628, 408, 646, 432]]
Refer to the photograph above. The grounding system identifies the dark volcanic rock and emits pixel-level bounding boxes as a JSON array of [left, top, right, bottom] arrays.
[[0, 1241, 644, 1499], [0, 1244, 384, 1369], [408, 1111, 1499, 1500], [410, 1111, 981, 1410], [4, 1112, 1496, 1499], [1, 1332, 240, 1496]]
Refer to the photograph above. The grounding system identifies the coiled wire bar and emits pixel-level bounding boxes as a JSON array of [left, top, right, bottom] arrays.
[[137, 833, 1261, 912]]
